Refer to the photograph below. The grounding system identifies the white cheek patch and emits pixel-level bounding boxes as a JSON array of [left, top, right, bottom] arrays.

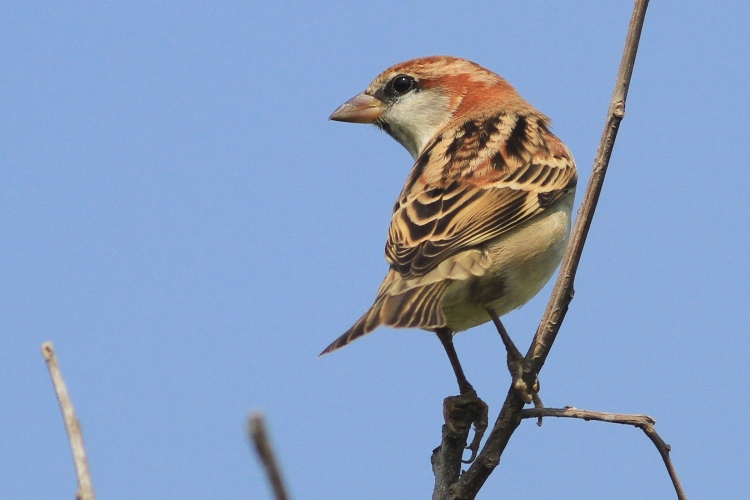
[[384, 91, 451, 159]]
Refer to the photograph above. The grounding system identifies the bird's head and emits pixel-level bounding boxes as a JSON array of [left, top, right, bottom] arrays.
[[330, 56, 530, 159]]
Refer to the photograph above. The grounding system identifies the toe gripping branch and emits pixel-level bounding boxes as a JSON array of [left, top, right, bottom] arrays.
[[487, 308, 543, 409], [431, 389, 489, 494], [447, 391, 489, 464]]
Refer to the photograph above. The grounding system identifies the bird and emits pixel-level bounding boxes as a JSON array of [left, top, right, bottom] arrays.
[[322, 56, 577, 399]]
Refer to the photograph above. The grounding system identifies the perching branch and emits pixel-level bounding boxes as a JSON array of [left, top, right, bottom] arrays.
[[432, 1, 656, 498], [248, 412, 291, 500], [41, 342, 96, 500], [520, 407, 686, 500]]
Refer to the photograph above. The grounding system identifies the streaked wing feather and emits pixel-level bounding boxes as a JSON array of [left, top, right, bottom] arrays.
[[386, 113, 576, 280]]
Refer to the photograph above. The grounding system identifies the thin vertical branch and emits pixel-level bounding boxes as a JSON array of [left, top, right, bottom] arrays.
[[434, 1, 652, 498], [526, 0, 650, 370], [248, 412, 291, 500], [41, 342, 96, 500]]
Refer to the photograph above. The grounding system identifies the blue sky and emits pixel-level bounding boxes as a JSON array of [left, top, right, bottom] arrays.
[[2, 1, 749, 498]]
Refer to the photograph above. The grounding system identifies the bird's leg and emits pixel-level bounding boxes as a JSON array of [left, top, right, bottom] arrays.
[[435, 327, 488, 463], [486, 308, 542, 406], [435, 327, 474, 395]]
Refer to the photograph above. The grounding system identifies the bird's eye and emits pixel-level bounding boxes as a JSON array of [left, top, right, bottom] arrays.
[[390, 75, 416, 95]]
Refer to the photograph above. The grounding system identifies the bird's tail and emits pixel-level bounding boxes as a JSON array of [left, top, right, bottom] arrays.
[[319, 280, 450, 356]]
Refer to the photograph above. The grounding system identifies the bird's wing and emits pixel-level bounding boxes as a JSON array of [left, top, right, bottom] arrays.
[[386, 113, 577, 280]]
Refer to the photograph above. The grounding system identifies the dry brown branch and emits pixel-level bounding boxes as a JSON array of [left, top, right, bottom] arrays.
[[248, 412, 290, 500], [41, 342, 96, 500], [520, 407, 686, 500], [431, 1, 657, 498]]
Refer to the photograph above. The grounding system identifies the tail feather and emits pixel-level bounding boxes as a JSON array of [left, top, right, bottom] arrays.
[[320, 280, 450, 356]]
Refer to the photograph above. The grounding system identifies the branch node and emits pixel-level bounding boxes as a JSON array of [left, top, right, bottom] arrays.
[[613, 100, 626, 118], [482, 451, 500, 469]]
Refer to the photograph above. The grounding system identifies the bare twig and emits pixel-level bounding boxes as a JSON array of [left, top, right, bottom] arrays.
[[41, 342, 96, 500], [521, 406, 655, 425], [433, 2, 654, 498], [520, 407, 686, 500], [248, 412, 290, 500], [642, 422, 687, 500]]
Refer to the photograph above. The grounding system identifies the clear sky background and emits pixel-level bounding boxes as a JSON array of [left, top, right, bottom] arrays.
[[2, 2, 749, 499]]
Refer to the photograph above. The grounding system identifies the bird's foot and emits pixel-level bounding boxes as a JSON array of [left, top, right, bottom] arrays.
[[485, 308, 543, 407], [443, 390, 489, 464], [508, 355, 542, 406]]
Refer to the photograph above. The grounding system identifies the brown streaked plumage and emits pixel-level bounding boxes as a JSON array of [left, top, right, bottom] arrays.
[[322, 56, 576, 393]]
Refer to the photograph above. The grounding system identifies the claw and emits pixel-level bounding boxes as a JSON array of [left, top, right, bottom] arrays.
[[486, 308, 543, 406], [509, 357, 539, 404], [463, 423, 485, 464], [442, 392, 489, 464]]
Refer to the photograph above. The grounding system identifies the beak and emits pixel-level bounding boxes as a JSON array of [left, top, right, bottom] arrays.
[[329, 93, 385, 123]]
